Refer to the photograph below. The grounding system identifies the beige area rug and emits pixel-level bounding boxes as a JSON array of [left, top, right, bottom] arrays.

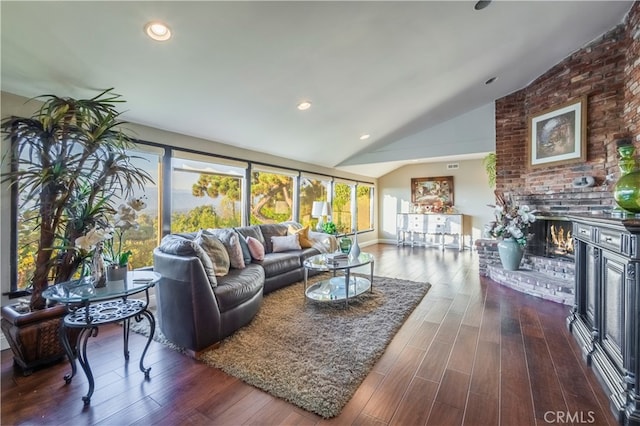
[[134, 273, 431, 419]]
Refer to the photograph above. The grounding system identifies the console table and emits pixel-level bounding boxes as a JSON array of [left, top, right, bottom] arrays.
[[568, 214, 640, 425], [396, 213, 465, 250], [43, 271, 160, 405]]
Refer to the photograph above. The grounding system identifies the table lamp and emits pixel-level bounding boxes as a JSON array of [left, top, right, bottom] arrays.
[[312, 201, 325, 231]]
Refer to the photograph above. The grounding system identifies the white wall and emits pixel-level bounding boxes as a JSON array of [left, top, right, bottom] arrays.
[[377, 159, 495, 246]]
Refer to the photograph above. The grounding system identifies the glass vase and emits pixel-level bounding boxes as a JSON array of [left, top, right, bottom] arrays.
[[614, 144, 640, 213], [339, 236, 352, 253]]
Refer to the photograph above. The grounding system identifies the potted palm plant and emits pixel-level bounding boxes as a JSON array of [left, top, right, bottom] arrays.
[[0, 89, 153, 374]]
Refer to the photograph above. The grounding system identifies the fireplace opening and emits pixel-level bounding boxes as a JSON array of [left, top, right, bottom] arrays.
[[528, 218, 574, 259]]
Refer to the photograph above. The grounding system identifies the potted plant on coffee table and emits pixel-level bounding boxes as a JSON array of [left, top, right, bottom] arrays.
[[0, 89, 153, 374]]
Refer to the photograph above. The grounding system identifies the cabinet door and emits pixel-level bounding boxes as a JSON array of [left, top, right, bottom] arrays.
[[584, 244, 598, 329], [601, 250, 626, 371]]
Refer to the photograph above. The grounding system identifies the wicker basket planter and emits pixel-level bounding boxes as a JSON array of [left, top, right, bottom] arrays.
[[1, 304, 77, 376]]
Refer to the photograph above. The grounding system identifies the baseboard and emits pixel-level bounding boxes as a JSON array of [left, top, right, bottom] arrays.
[[378, 238, 398, 245]]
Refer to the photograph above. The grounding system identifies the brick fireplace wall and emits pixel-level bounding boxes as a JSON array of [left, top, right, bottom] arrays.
[[485, 4, 639, 305], [495, 2, 640, 212]]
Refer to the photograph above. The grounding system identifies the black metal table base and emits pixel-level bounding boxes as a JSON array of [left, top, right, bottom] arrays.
[[60, 298, 156, 405]]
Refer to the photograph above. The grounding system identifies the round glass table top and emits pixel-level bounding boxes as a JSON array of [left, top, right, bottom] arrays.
[[304, 252, 374, 271], [43, 271, 160, 303]]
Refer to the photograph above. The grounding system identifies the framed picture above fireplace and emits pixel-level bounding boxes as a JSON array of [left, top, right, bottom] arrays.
[[528, 96, 587, 168], [411, 176, 454, 206]]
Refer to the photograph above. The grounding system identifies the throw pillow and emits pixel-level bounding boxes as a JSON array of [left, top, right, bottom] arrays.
[[258, 224, 288, 253], [237, 234, 252, 265], [288, 225, 313, 248], [195, 230, 230, 277], [207, 228, 245, 269], [246, 236, 265, 261], [271, 234, 302, 253], [158, 234, 217, 288]]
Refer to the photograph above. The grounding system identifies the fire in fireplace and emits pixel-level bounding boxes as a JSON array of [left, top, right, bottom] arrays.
[[528, 217, 574, 258]]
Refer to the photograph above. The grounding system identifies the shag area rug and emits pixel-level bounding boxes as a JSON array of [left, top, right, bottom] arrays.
[[136, 274, 430, 418]]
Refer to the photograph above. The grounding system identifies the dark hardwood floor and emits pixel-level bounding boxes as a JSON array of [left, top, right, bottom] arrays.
[[1, 244, 617, 425]]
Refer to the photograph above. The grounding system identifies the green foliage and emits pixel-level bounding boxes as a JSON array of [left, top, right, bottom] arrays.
[[1, 89, 154, 309], [171, 205, 241, 233], [250, 171, 293, 223], [192, 175, 241, 201], [483, 153, 497, 188], [333, 183, 352, 233], [322, 221, 337, 235]]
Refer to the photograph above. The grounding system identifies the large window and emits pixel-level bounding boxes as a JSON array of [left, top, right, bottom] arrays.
[[357, 184, 374, 232], [8, 139, 375, 293], [13, 145, 161, 290], [170, 153, 245, 233], [332, 181, 354, 234], [299, 174, 330, 230], [112, 148, 161, 271], [250, 166, 295, 225]]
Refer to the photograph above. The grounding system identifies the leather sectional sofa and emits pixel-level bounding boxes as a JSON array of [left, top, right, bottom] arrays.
[[152, 223, 336, 353]]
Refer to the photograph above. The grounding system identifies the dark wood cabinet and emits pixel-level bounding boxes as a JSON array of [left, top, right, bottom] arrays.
[[569, 215, 640, 425]]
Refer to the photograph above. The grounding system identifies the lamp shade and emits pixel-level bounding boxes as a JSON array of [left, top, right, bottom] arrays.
[[312, 201, 325, 218], [321, 202, 331, 216]]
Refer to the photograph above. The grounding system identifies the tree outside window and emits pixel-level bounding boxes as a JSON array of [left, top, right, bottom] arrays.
[[250, 170, 294, 225], [332, 182, 353, 234], [171, 157, 243, 233], [299, 177, 329, 229]]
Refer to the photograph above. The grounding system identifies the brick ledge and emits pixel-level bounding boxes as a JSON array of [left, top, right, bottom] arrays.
[[487, 265, 575, 306]]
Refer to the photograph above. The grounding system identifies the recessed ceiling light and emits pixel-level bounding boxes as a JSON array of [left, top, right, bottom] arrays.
[[474, 1, 492, 10], [359, 134, 370, 140], [297, 101, 312, 111], [144, 21, 172, 41], [485, 76, 497, 85]]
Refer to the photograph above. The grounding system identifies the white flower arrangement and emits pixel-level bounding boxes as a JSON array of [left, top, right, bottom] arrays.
[[75, 197, 147, 267], [75, 226, 112, 252], [486, 192, 536, 247]]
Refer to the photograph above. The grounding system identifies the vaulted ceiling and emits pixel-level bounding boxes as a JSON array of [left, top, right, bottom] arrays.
[[1, 1, 633, 177]]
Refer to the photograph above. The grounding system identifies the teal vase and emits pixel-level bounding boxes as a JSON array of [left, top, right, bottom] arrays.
[[614, 144, 640, 213], [497, 238, 524, 271], [339, 236, 352, 253]]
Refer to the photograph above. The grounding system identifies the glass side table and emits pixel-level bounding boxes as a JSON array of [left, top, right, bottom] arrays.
[[43, 270, 160, 405]]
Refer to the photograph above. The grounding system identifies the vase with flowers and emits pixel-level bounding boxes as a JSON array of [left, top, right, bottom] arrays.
[[75, 226, 113, 287], [105, 197, 147, 283], [485, 191, 537, 270], [75, 197, 147, 285]]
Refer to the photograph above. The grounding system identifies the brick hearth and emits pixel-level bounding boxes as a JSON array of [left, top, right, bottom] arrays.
[[476, 239, 574, 306]]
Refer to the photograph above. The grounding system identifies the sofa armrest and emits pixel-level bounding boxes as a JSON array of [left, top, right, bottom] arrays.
[[152, 248, 223, 350]]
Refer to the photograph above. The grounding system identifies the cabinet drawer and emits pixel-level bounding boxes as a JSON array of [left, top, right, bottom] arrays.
[[574, 223, 594, 242], [408, 214, 427, 232], [427, 215, 447, 233], [598, 229, 623, 252]]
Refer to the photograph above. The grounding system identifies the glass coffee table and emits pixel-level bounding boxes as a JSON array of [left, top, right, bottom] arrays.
[[303, 252, 374, 307]]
